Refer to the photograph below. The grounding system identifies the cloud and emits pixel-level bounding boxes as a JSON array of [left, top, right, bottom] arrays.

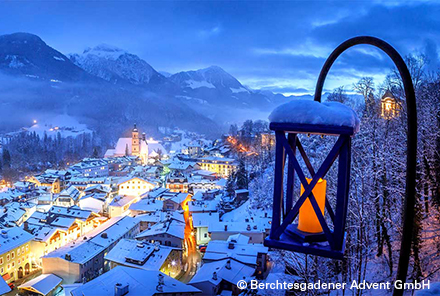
[[198, 26, 222, 38], [424, 39, 440, 72]]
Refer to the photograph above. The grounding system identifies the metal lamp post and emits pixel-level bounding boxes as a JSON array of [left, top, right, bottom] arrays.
[[264, 36, 417, 296]]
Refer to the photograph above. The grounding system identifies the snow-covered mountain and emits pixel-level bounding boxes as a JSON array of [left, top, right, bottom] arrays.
[[0, 32, 298, 138], [0, 33, 219, 137], [69, 44, 166, 86], [169, 65, 274, 109], [170, 65, 249, 93], [0, 32, 95, 82]]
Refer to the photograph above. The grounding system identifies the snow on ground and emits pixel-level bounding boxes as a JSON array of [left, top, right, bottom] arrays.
[[186, 79, 215, 89], [26, 114, 92, 138], [81, 44, 126, 60], [176, 95, 208, 105], [230, 87, 249, 94], [53, 56, 65, 61], [269, 100, 360, 131]]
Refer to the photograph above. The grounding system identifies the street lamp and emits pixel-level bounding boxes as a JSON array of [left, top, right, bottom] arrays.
[[264, 36, 417, 296]]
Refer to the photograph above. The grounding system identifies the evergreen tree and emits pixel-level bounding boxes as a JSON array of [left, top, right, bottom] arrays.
[[92, 147, 99, 158], [2, 149, 11, 169], [235, 158, 249, 189], [225, 173, 236, 197]]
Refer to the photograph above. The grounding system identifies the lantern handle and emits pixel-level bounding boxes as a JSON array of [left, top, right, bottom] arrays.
[[313, 36, 417, 296]]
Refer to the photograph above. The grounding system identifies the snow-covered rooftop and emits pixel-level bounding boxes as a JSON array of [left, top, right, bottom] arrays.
[[105, 239, 177, 271], [136, 219, 185, 240], [192, 212, 220, 228], [189, 259, 254, 286], [18, 274, 62, 295], [43, 216, 139, 264], [0, 227, 34, 254], [70, 266, 200, 296]]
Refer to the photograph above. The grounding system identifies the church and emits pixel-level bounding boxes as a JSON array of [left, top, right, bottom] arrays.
[[104, 124, 167, 164]]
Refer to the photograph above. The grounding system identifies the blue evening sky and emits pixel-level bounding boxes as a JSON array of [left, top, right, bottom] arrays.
[[0, 1, 439, 95]]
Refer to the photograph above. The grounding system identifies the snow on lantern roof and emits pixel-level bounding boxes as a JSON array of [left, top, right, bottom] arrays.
[[269, 100, 360, 134]]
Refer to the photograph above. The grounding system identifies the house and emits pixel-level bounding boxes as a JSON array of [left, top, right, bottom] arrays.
[[142, 189, 191, 212], [0, 227, 34, 284], [42, 216, 140, 284], [188, 175, 223, 193], [0, 202, 28, 227], [381, 90, 401, 119], [26, 206, 104, 262], [129, 198, 164, 216], [70, 266, 201, 296], [105, 239, 182, 278], [106, 156, 138, 176], [192, 212, 219, 245], [0, 191, 14, 206], [197, 157, 237, 178], [78, 193, 107, 213], [203, 234, 269, 278], [70, 158, 109, 178], [168, 160, 200, 174], [189, 259, 254, 296], [136, 219, 185, 249], [166, 172, 189, 193], [37, 193, 55, 208], [68, 176, 107, 191], [18, 273, 62, 296], [29, 169, 72, 193], [145, 166, 162, 179], [188, 199, 219, 214], [209, 222, 266, 244], [108, 195, 140, 218], [136, 211, 185, 232], [28, 175, 61, 194], [162, 193, 190, 211], [118, 176, 156, 197], [13, 181, 36, 194], [54, 185, 81, 207]]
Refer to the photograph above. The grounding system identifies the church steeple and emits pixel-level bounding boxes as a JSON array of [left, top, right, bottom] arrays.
[[132, 123, 140, 156]]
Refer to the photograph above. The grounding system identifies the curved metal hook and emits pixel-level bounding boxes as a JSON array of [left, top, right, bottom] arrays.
[[313, 36, 417, 296]]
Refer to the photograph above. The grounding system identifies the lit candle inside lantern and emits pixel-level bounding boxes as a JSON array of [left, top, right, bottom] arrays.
[[298, 178, 327, 233]]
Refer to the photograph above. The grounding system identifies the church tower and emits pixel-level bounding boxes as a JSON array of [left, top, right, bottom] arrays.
[[132, 123, 140, 156]]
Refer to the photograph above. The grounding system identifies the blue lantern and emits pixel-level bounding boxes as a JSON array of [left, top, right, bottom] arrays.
[[264, 100, 359, 259]]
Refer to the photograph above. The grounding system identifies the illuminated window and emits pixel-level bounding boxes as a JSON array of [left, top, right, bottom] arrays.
[[11, 252, 14, 259], [6, 254, 9, 261]]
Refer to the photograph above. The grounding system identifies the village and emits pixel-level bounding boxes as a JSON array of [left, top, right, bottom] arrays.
[[0, 123, 278, 296]]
